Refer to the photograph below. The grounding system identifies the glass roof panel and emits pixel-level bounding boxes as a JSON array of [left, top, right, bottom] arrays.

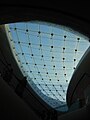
[[5, 21, 90, 111]]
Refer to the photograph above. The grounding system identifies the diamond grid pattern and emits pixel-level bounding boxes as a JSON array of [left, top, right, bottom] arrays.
[[6, 21, 90, 110]]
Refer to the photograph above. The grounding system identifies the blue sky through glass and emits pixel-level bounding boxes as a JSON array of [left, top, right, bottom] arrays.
[[5, 21, 90, 111]]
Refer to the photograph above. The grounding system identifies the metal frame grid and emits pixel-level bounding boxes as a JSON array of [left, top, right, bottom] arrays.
[[6, 21, 90, 110]]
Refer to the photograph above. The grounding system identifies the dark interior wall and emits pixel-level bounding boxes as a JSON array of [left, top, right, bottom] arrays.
[[0, 75, 40, 120], [58, 105, 88, 120], [0, 25, 43, 119], [0, 25, 41, 120], [67, 47, 90, 106], [0, 25, 24, 79], [69, 74, 90, 105], [0, 25, 53, 117]]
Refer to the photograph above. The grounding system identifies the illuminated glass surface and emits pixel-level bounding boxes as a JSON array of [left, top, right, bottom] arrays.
[[5, 21, 90, 111]]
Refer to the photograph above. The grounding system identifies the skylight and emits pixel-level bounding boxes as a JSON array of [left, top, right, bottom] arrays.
[[5, 21, 90, 111]]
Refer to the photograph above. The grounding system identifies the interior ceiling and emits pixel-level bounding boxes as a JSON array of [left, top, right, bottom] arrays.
[[0, 1, 90, 21], [0, 2, 90, 37], [0, 2, 90, 112]]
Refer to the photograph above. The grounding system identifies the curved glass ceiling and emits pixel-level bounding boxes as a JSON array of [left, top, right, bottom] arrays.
[[5, 21, 89, 111]]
